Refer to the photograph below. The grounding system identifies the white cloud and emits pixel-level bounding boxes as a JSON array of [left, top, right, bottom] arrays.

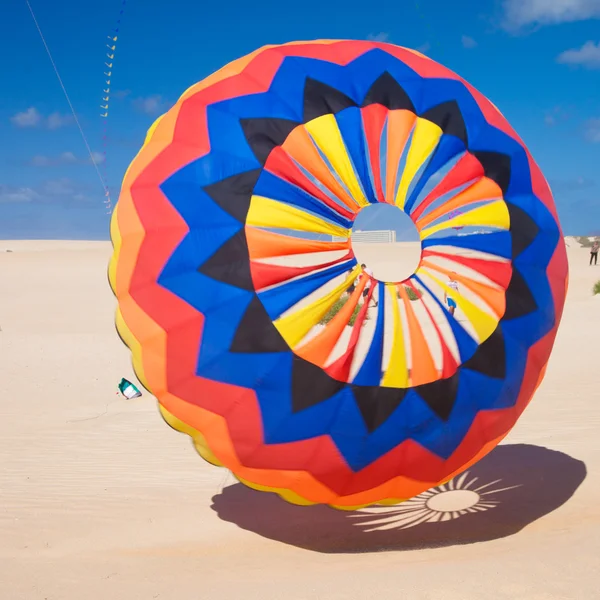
[[0, 184, 41, 203], [132, 94, 172, 116], [584, 118, 600, 143], [90, 152, 105, 165], [27, 151, 104, 167], [10, 107, 73, 130], [60, 152, 78, 163], [416, 42, 431, 54], [367, 32, 390, 42], [10, 107, 42, 127], [461, 35, 478, 48], [46, 112, 73, 130], [557, 40, 600, 69], [544, 105, 570, 126], [42, 178, 78, 196], [502, 0, 600, 30], [113, 89, 131, 99], [550, 176, 596, 191], [29, 155, 52, 167], [0, 178, 97, 206]]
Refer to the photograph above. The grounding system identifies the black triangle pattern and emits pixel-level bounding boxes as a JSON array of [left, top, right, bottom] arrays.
[[421, 101, 468, 144], [503, 268, 538, 320], [203, 169, 261, 223], [507, 202, 540, 258], [290, 357, 346, 413], [462, 326, 506, 379], [361, 71, 415, 111], [240, 118, 300, 165], [197, 229, 254, 291], [229, 295, 290, 353], [414, 373, 460, 421], [472, 150, 512, 195], [303, 77, 358, 122], [351, 385, 408, 433]]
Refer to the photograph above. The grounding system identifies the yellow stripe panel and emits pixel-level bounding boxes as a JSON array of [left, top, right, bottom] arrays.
[[381, 284, 409, 388], [395, 118, 442, 209], [274, 267, 360, 348], [107, 207, 121, 295], [236, 476, 317, 506], [143, 113, 166, 147], [247, 195, 350, 238], [305, 114, 369, 208], [114, 306, 151, 392], [159, 405, 224, 467], [417, 268, 498, 343], [419, 199, 510, 239]]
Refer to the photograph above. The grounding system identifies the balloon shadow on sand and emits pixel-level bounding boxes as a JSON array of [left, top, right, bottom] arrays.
[[211, 444, 586, 553]]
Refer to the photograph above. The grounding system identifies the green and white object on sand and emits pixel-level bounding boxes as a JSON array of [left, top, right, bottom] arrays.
[[118, 378, 142, 399]]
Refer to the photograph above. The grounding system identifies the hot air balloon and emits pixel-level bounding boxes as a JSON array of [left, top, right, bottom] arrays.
[[109, 40, 568, 509]]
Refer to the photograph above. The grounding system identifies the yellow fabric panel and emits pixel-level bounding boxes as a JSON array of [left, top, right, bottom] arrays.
[[159, 405, 224, 467], [395, 118, 443, 209], [236, 475, 317, 506], [114, 307, 151, 392], [305, 114, 369, 208], [107, 208, 121, 295], [274, 267, 360, 348], [247, 195, 350, 238], [419, 199, 510, 239], [376, 497, 409, 506], [143, 113, 166, 147], [417, 268, 498, 343], [381, 284, 409, 388]]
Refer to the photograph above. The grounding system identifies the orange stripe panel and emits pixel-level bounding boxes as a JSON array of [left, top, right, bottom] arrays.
[[361, 104, 387, 203], [422, 250, 512, 288], [421, 260, 506, 318], [397, 285, 437, 385], [250, 251, 352, 290], [266, 147, 355, 220], [296, 278, 368, 366], [246, 227, 350, 259], [282, 126, 359, 211], [416, 177, 502, 229], [325, 286, 374, 380], [385, 110, 416, 204]]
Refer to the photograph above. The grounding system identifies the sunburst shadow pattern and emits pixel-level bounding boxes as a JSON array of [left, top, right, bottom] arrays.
[[351, 471, 521, 532], [211, 444, 586, 553]]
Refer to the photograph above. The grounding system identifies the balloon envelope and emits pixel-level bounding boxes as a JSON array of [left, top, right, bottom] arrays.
[[109, 40, 568, 508]]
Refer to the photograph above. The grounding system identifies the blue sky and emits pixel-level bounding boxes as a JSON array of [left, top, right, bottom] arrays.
[[1, 0, 599, 239]]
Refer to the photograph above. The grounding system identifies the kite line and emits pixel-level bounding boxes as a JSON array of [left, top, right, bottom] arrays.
[[24, 0, 110, 213]]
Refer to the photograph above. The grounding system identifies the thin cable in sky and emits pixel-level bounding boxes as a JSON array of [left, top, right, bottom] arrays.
[[24, 0, 110, 212]]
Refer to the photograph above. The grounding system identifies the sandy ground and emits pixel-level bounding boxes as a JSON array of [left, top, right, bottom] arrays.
[[1, 239, 599, 600]]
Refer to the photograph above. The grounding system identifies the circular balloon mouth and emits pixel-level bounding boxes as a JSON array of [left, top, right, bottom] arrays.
[[350, 203, 422, 283], [243, 103, 513, 387]]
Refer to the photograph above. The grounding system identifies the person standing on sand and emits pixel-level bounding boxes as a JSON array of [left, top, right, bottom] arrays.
[[359, 263, 378, 308], [444, 273, 459, 316], [343, 269, 356, 298], [590, 240, 599, 266]]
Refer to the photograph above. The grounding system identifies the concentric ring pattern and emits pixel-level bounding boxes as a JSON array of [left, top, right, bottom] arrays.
[[109, 40, 568, 508]]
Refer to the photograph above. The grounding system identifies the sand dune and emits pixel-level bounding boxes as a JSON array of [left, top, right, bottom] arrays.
[[1, 239, 599, 599]]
